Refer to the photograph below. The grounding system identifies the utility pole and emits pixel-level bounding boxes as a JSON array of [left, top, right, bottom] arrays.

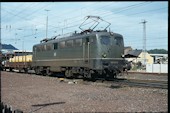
[[45, 9, 50, 39], [63, 19, 67, 35], [140, 20, 147, 66], [16, 28, 24, 50]]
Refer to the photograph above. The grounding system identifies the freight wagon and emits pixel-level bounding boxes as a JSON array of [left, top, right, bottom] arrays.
[[3, 51, 32, 73]]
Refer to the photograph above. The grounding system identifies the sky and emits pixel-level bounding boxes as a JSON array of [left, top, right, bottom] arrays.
[[1, 1, 168, 51]]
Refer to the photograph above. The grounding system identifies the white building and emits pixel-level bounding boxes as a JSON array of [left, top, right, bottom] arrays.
[[150, 54, 168, 64]]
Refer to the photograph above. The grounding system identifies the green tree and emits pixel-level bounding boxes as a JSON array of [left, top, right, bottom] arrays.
[[147, 49, 167, 54]]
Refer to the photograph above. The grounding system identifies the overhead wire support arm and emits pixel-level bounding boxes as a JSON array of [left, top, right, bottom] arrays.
[[79, 16, 89, 31], [79, 15, 111, 32], [102, 19, 111, 30], [79, 15, 100, 31], [90, 17, 100, 30], [98, 17, 111, 30]]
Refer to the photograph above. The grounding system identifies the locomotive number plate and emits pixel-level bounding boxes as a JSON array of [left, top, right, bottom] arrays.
[[111, 61, 118, 64]]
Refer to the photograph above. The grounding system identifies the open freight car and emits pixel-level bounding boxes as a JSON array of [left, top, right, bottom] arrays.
[[3, 51, 32, 73]]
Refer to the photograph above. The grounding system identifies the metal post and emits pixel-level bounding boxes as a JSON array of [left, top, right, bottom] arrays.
[[140, 20, 147, 66], [45, 9, 50, 39], [17, 28, 24, 56]]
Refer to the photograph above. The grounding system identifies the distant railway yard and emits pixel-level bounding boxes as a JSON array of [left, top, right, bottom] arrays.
[[1, 71, 168, 112]]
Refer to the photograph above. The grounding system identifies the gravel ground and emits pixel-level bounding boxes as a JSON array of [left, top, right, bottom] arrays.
[[1, 71, 168, 112]]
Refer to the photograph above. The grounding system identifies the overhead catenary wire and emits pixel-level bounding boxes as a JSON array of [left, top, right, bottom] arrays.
[[1, 2, 167, 51], [1, 2, 102, 31], [46, 6, 168, 37], [49, 2, 151, 31], [1, 2, 154, 35], [1, 2, 151, 33], [2, 4, 167, 40], [6, 5, 167, 40], [48, 2, 156, 33]]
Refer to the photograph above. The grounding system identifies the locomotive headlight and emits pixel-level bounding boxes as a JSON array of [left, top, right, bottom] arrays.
[[121, 54, 125, 58], [102, 53, 107, 58]]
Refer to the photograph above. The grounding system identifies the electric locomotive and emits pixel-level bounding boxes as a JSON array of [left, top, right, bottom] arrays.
[[32, 16, 125, 79]]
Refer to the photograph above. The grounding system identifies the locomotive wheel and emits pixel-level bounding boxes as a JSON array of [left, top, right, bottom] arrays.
[[24, 68, 28, 73], [35, 67, 41, 75], [46, 68, 52, 76], [9, 68, 13, 72], [83, 69, 96, 81], [19, 69, 22, 73], [65, 69, 73, 78]]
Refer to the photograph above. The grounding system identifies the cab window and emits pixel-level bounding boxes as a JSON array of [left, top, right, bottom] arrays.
[[115, 36, 123, 46], [100, 35, 111, 45]]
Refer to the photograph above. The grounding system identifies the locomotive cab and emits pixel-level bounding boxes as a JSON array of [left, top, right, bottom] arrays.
[[91, 32, 125, 78]]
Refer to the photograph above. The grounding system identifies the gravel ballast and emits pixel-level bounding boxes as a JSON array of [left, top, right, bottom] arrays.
[[1, 71, 168, 112]]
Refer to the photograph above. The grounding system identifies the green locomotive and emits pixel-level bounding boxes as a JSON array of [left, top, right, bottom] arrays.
[[32, 29, 125, 79], [2, 16, 126, 80]]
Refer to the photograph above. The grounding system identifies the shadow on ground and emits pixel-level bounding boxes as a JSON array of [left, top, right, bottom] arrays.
[[32, 102, 66, 107], [30, 102, 66, 112]]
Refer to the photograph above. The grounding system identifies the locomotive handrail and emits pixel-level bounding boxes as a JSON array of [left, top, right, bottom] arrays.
[[83, 43, 85, 62], [40, 31, 76, 43], [88, 42, 90, 64]]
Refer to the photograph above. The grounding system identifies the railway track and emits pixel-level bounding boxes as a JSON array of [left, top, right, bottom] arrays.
[[60, 77, 168, 89], [110, 78, 168, 89], [2, 71, 168, 89], [64, 77, 168, 89]]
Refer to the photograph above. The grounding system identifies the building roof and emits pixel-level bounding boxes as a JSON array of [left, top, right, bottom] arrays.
[[124, 46, 133, 55], [128, 50, 142, 56], [149, 54, 168, 57], [124, 50, 142, 58], [124, 46, 132, 49]]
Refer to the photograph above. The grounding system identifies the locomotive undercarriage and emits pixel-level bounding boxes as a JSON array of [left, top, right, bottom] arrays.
[[34, 64, 122, 81], [64, 67, 122, 81]]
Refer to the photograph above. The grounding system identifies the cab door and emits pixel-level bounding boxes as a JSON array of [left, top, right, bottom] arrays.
[[83, 37, 90, 64]]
